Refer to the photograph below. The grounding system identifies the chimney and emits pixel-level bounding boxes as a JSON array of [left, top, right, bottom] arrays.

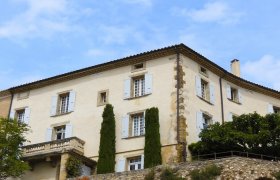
[[231, 59, 241, 77]]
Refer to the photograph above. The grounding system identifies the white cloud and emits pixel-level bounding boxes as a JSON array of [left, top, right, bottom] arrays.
[[0, 0, 77, 39], [173, 2, 243, 24], [242, 55, 280, 91]]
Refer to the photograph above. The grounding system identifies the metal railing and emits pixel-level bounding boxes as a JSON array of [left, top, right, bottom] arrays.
[[191, 151, 280, 162]]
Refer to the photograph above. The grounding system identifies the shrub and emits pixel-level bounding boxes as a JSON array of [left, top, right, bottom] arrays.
[[190, 164, 222, 180], [97, 104, 116, 174], [160, 168, 184, 180], [144, 107, 162, 168], [255, 177, 273, 180], [273, 171, 280, 180], [144, 168, 155, 180], [66, 156, 82, 178]]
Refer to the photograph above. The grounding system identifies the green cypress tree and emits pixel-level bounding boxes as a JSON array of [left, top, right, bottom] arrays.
[[144, 107, 162, 168], [97, 104, 116, 174]]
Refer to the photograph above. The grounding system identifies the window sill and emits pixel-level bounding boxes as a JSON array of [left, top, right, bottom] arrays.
[[227, 98, 241, 105], [51, 111, 72, 117], [123, 135, 145, 139], [125, 93, 151, 100], [97, 102, 108, 107], [197, 96, 213, 105]]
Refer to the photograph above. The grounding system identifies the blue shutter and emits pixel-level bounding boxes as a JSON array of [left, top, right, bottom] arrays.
[[50, 95, 58, 116], [46, 128, 53, 141], [124, 79, 131, 99], [196, 111, 203, 136], [23, 107, 30, 124], [226, 85, 231, 99], [228, 112, 233, 122], [268, 104, 274, 114], [9, 109, 15, 119], [122, 115, 129, 138], [141, 154, 144, 169], [238, 90, 242, 104], [195, 76, 202, 97], [65, 124, 73, 138], [68, 91, 76, 112], [116, 158, 126, 172], [144, 74, 152, 94], [209, 83, 215, 104]]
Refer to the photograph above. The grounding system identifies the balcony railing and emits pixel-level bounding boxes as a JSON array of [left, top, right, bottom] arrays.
[[22, 137, 85, 158]]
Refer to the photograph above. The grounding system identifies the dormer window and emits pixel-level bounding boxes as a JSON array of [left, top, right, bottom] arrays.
[[131, 62, 145, 72], [199, 66, 208, 77]]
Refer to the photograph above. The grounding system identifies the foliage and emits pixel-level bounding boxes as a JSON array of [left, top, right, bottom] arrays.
[[144, 107, 162, 168], [0, 117, 30, 179], [188, 113, 280, 157], [97, 104, 116, 174], [160, 168, 184, 180], [66, 156, 82, 178], [273, 171, 280, 180], [144, 168, 155, 180], [190, 164, 222, 180]]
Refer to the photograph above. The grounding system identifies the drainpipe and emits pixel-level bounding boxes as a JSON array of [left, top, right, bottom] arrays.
[[8, 91, 14, 119], [219, 77, 225, 124]]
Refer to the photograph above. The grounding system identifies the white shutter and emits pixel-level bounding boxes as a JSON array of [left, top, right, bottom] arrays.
[[46, 128, 53, 141], [116, 158, 126, 172], [68, 91, 76, 112], [268, 104, 274, 114], [9, 110, 15, 119], [65, 124, 73, 138], [196, 111, 204, 134], [122, 115, 129, 138], [209, 83, 215, 104], [228, 112, 233, 122], [226, 85, 231, 99], [50, 95, 58, 116], [195, 76, 202, 97], [23, 107, 30, 124], [124, 79, 131, 99], [141, 154, 144, 169], [81, 164, 91, 176], [144, 74, 153, 95], [238, 90, 242, 104]]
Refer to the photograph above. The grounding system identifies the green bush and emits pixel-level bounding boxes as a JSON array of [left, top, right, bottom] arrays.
[[160, 168, 184, 180], [190, 164, 222, 180], [96, 104, 116, 174], [66, 156, 82, 178], [144, 168, 155, 180], [144, 107, 162, 168], [273, 171, 280, 180]]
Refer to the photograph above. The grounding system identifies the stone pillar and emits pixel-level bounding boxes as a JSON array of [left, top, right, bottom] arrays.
[[59, 153, 70, 180]]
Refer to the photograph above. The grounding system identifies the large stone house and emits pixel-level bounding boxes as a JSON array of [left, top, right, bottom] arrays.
[[1, 44, 280, 180]]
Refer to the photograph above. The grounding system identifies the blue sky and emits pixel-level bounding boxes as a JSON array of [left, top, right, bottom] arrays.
[[0, 0, 280, 91]]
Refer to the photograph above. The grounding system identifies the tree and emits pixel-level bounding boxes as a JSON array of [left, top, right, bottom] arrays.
[[0, 117, 30, 179], [188, 112, 280, 157], [144, 107, 162, 168], [96, 104, 116, 174], [66, 156, 82, 178]]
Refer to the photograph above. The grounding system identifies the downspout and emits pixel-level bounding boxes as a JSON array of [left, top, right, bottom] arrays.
[[175, 48, 187, 162], [8, 91, 14, 119], [219, 77, 225, 124]]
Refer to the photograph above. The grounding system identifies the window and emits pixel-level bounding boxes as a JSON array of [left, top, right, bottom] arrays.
[[133, 76, 145, 97], [97, 90, 109, 106], [199, 67, 208, 77], [131, 113, 145, 136], [17, 91, 29, 100], [16, 109, 25, 122], [226, 85, 242, 104], [273, 106, 280, 114], [124, 74, 152, 99], [54, 126, 66, 140], [58, 93, 70, 114], [131, 62, 145, 72], [202, 113, 212, 129], [201, 79, 209, 101], [128, 156, 142, 171]]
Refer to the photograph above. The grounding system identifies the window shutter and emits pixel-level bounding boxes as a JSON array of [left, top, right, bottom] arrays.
[[196, 111, 203, 135], [68, 91, 76, 112], [209, 83, 215, 104], [9, 110, 15, 119], [122, 115, 129, 138], [226, 85, 231, 99], [65, 124, 73, 138], [238, 90, 242, 104], [81, 164, 91, 176], [195, 76, 202, 97], [144, 74, 153, 95], [50, 95, 58, 116], [23, 107, 30, 124], [46, 128, 52, 141], [141, 154, 144, 169], [124, 79, 131, 99], [116, 158, 126, 172], [228, 112, 233, 121], [268, 104, 274, 113]]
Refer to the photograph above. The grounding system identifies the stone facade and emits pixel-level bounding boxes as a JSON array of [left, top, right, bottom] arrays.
[[0, 93, 11, 118], [69, 157, 280, 180]]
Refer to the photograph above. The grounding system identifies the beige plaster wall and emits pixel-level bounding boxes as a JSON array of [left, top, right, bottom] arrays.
[[10, 56, 178, 161], [21, 161, 58, 180], [0, 94, 11, 118]]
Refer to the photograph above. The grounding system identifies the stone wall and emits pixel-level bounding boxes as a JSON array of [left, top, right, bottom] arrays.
[[68, 157, 280, 180]]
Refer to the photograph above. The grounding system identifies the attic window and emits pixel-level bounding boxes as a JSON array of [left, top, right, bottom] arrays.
[[132, 62, 145, 72], [199, 67, 208, 77]]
